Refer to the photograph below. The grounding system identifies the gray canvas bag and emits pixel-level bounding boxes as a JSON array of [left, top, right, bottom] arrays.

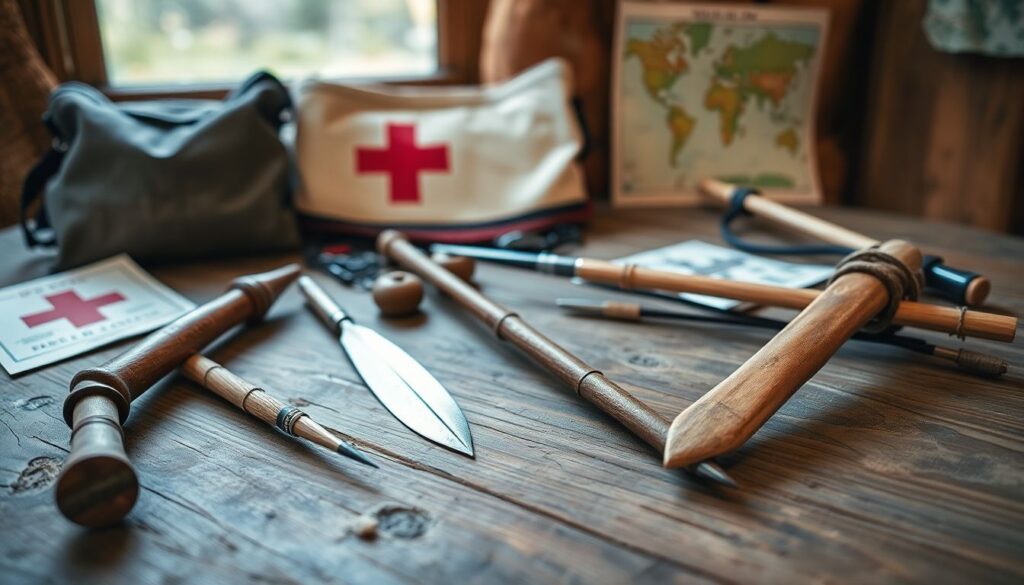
[[21, 71, 300, 269]]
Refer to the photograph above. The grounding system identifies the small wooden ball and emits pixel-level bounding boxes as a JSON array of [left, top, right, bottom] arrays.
[[431, 252, 475, 282], [372, 271, 424, 317]]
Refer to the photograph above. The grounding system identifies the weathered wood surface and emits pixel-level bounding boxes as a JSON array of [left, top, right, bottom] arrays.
[[0, 207, 1021, 584]]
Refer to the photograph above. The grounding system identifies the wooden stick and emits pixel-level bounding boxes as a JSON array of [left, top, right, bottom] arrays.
[[574, 259, 1015, 342], [181, 354, 375, 466], [701, 178, 875, 249], [699, 178, 992, 306], [55, 264, 301, 528], [556, 299, 1009, 377], [663, 240, 921, 468], [428, 243, 1016, 343], [378, 230, 736, 486]]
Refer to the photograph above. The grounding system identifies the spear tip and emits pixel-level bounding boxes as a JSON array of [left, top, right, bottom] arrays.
[[693, 460, 738, 488], [337, 441, 378, 468]]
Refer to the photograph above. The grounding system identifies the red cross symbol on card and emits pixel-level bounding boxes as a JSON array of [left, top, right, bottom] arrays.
[[20, 290, 126, 329], [355, 123, 450, 203]]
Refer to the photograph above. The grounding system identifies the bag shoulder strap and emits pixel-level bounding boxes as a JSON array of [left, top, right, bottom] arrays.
[[21, 145, 64, 248], [720, 187, 851, 256]]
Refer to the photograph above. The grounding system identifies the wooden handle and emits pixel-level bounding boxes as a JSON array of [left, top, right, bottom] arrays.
[[663, 241, 921, 467], [182, 354, 283, 428], [56, 263, 301, 527], [181, 353, 356, 458], [54, 395, 137, 529], [574, 259, 1016, 342], [64, 263, 302, 421], [377, 230, 670, 453]]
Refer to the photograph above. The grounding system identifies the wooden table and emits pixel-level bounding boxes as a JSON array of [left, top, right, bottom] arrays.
[[1, 207, 1021, 584]]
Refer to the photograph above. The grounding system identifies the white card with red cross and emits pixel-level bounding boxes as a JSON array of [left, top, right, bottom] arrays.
[[0, 255, 196, 375]]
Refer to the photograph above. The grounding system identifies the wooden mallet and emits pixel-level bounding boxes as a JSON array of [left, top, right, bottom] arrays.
[[55, 264, 300, 527]]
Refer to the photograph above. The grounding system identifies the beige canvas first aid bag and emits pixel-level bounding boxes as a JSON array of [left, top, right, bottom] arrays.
[[295, 58, 589, 241]]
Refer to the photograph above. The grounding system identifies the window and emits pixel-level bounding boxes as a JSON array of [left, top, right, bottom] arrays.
[[95, 0, 438, 86], [26, 0, 487, 97]]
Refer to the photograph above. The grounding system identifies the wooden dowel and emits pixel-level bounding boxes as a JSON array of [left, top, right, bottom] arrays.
[[700, 178, 876, 249], [699, 178, 992, 306], [573, 259, 1016, 342], [55, 264, 301, 528], [663, 240, 921, 468], [182, 354, 292, 430]]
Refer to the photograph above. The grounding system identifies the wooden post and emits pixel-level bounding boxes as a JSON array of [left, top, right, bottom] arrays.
[[55, 264, 300, 527], [663, 240, 923, 468]]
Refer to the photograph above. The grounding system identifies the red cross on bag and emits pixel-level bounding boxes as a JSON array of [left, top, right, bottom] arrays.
[[355, 123, 450, 204], [294, 58, 590, 243]]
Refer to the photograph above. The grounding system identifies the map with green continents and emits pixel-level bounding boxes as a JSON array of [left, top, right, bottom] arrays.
[[614, 3, 828, 206]]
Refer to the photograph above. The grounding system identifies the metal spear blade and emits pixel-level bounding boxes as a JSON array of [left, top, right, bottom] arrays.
[[340, 324, 474, 457]]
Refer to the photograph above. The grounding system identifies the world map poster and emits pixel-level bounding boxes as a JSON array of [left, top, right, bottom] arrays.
[[612, 3, 829, 206]]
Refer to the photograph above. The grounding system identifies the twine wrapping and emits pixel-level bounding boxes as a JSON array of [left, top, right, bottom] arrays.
[[828, 246, 924, 334]]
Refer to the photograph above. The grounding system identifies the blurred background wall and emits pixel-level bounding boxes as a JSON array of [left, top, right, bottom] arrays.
[[3, 0, 1022, 234]]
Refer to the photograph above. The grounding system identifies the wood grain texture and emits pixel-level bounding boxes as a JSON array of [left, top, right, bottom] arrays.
[[0, 206, 1021, 583], [56, 263, 301, 527]]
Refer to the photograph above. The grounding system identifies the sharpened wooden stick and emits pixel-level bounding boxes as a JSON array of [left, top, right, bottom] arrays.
[[181, 355, 376, 467], [663, 240, 922, 468]]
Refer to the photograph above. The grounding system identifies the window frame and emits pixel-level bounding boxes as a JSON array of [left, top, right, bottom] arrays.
[[24, 0, 488, 100]]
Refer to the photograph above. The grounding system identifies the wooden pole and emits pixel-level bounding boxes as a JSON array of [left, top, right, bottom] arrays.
[[699, 178, 992, 305], [55, 264, 301, 528], [574, 259, 1015, 343], [378, 230, 735, 486], [663, 240, 922, 468]]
